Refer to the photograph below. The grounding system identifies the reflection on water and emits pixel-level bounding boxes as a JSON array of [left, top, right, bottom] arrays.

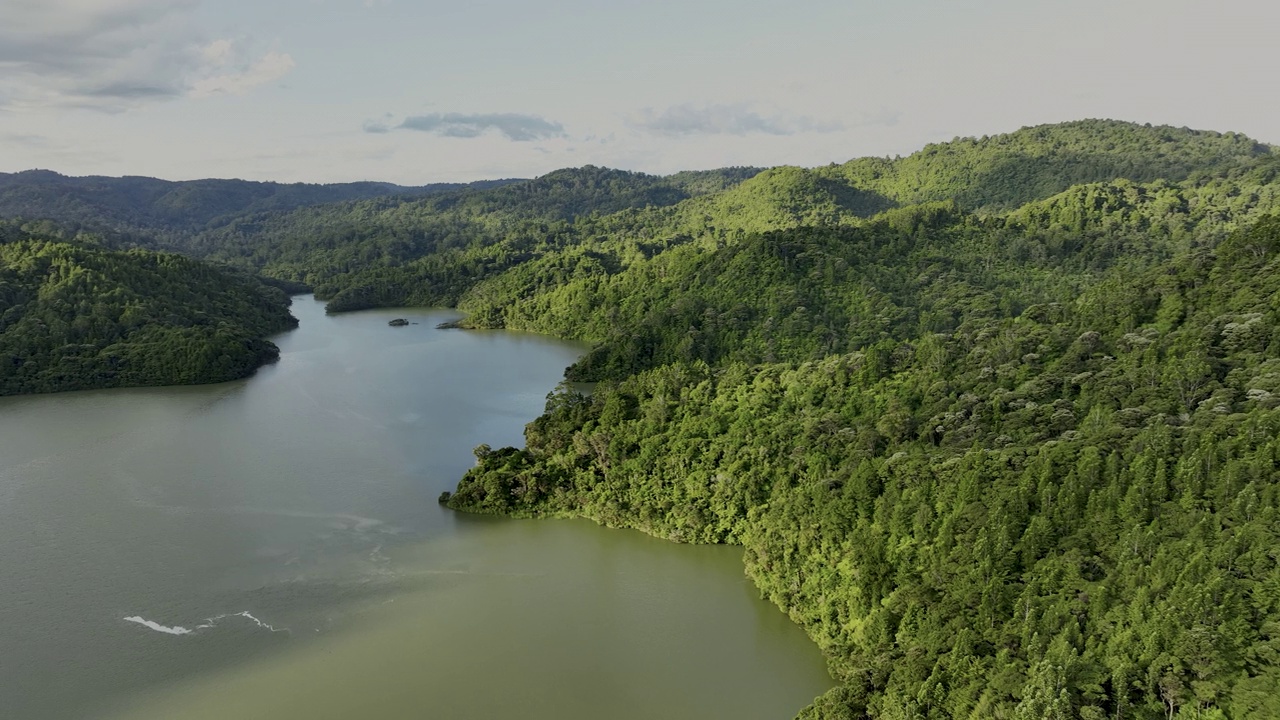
[[0, 297, 832, 720]]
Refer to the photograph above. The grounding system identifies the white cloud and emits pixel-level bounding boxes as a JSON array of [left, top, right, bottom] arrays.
[[0, 0, 196, 41], [628, 103, 847, 137], [201, 39, 236, 68], [374, 112, 568, 142], [190, 51, 296, 98], [0, 0, 293, 110]]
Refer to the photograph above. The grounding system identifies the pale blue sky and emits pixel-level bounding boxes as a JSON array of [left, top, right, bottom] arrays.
[[1, 0, 1276, 184]]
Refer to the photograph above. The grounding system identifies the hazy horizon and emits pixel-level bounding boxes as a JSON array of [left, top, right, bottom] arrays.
[[4, 116, 1274, 188], [3, 0, 1277, 185]]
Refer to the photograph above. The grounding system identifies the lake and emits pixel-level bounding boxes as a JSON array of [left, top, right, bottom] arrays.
[[0, 296, 832, 719]]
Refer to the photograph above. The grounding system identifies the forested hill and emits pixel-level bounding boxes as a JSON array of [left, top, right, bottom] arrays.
[[0, 221, 297, 396], [448, 212, 1280, 720], [195, 164, 766, 262], [822, 119, 1274, 211], [7, 121, 1266, 319], [0, 169, 520, 247], [438, 124, 1278, 379], [136, 119, 1273, 317], [186, 164, 766, 311], [433, 121, 1280, 720]]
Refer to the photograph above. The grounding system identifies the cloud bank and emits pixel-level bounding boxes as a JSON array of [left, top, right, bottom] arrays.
[[628, 103, 897, 137], [0, 0, 293, 110], [189, 50, 295, 98], [367, 112, 568, 142]]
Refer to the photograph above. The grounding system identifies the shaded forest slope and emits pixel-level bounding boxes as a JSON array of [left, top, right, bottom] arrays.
[[0, 221, 296, 395]]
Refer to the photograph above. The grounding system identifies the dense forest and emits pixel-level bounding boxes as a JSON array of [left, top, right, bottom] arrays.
[[121, 120, 1273, 326], [3, 119, 1279, 718], [193, 164, 768, 311], [447, 212, 1280, 719], [428, 121, 1279, 720], [0, 169, 518, 250], [0, 220, 296, 395]]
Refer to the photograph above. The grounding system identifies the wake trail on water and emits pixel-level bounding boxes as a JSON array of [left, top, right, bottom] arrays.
[[124, 611, 289, 636], [116, 490, 398, 535]]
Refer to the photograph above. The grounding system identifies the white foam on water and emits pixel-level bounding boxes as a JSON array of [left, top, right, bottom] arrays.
[[229, 611, 287, 633], [124, 611, 289, 636], [123, 617, 193, 635]]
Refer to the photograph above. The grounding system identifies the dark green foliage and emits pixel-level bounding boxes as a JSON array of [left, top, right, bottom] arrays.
[[189, 164, 767, 299], [0, 221, 296, 395], [0, 169, 517, 246], [449, 215, 1280, 719], [36, 120, 1262, 325]]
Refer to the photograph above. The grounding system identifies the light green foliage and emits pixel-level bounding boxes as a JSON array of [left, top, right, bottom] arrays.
[[824, 119, 1274, 211], [449, 216, 1280, 719]]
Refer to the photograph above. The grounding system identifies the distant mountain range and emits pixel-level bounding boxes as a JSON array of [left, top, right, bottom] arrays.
[[0, 169, 523, 244]]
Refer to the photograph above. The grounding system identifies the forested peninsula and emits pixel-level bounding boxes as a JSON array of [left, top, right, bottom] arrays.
[[0, 221, 296, 395], [2, 119, 1278, 718], [432, 121, 1280, 720], [448, 214, 1280, 719]]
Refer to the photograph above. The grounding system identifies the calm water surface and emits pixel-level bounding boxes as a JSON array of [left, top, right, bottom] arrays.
[[0, 297, 832, 719]]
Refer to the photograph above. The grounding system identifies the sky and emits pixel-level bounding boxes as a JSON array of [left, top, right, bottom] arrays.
[[1, 0, 1277, 185]]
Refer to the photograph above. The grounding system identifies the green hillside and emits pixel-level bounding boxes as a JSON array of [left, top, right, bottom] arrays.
[[187, 165, 766, 312], [447, 211, 1280, 720], [12, 120, 1251, 327], [449, 164, 1280, 381], [0, 169, 517, 247], [161, 120, 1275, 319], [0, 221, 297, 395], [426, 121, 1280, 719], [824, 119, 1275, 210]]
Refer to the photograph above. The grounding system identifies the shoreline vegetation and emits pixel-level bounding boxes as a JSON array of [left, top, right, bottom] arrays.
[[0, 221, 296, 396], [445, 216, 1280, 720], [2, 120, 1278, 718]]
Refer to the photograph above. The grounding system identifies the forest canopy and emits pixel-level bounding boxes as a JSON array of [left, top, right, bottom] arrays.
[[0, 221, 296, 395], [448, 211, 1280, 720]]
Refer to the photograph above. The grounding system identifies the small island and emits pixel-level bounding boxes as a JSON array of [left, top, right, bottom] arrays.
[[388, 318, 410, 327]]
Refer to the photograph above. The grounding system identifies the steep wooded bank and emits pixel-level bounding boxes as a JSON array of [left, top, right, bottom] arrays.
[[0, 222, 296, 395], [433, 121, 1279, 720], [447, 215, 1280, 720]]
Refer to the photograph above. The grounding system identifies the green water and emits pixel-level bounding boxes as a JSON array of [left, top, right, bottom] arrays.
[[0, 297, 831, 719]]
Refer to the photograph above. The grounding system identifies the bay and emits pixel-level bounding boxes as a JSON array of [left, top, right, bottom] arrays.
[[0, 296, 832, 719]]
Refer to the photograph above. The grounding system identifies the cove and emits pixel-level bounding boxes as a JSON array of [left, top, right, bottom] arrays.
[[0, 296, 833, 720]]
